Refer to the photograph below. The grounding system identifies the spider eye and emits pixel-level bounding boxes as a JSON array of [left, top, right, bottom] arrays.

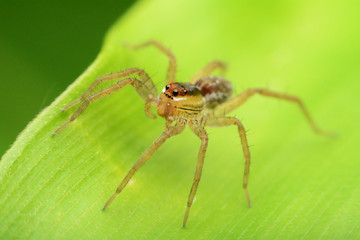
[[173, 90, 178, 96], [165, 85, 170, 90], [183, 90, 187, 95]]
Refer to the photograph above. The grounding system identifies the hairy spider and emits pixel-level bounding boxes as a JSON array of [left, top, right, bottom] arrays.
[[53, 41, 329, 227]]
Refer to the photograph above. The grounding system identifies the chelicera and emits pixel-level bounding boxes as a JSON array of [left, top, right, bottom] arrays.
[[53, 40, 330, 227]]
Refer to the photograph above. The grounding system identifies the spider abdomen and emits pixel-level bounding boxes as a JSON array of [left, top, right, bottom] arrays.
[[195, 76, 233, 108]]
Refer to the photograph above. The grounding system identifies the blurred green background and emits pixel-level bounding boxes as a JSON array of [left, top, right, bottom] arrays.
[[1, 1, 360, 239], [0, 1, 136, 155]]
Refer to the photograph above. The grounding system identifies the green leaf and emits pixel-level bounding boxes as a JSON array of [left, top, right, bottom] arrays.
[[1, 0, 360, 239]]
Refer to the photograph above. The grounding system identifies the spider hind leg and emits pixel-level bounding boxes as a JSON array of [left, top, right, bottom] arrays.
[[206, 117, 251, 207], [214, 88, 332, 137]]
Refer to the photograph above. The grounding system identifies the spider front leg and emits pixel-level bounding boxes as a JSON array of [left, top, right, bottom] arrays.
[[125, 40, 177, 83], [214, 88, 332, 137], [61, 68, 156, 112], [206, 117, 251, 207], [52, 73, 156, 136], [183, 122, 209, 227], [103, 119, 186, 210]]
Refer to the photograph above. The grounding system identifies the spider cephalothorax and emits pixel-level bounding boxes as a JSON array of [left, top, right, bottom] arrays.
[[163, 82, 191, 99], [53, 40, 329, 227], [158, 82, 203, 119]]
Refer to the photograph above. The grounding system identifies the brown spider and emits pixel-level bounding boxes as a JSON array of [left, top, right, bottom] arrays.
[[53, 41, 329, 227]]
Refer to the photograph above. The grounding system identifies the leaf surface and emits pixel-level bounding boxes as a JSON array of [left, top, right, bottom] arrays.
[[1, 0, 360, 239]]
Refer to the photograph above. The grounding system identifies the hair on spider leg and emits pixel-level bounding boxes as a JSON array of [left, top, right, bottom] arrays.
[[248, 144, 256, 149], [244, 128, 252, 134], [149, 72, 160, 83], [138, 68, 154, 84], [153, 80, 167, 91], [236, 117, 252, 135]]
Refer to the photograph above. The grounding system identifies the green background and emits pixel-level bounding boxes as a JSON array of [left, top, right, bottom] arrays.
[[1, 0, 360, 239], [0, 1, 135, 155]]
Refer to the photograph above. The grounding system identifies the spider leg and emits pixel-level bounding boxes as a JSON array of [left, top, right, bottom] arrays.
[[206, 117, 251, 208], [62, 68, 156, 112], [103, 119, 186, 210], [213, 88, 332, 137], [189, 60, 227, 83], [125, 40, 177, 83], [144, 94, 157, 119], [52, 77, 156, 135], [183, 121, 208, 227]]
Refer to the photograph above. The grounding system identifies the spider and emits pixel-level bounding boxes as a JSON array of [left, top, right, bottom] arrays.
[[52, 40, 329, 227]]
